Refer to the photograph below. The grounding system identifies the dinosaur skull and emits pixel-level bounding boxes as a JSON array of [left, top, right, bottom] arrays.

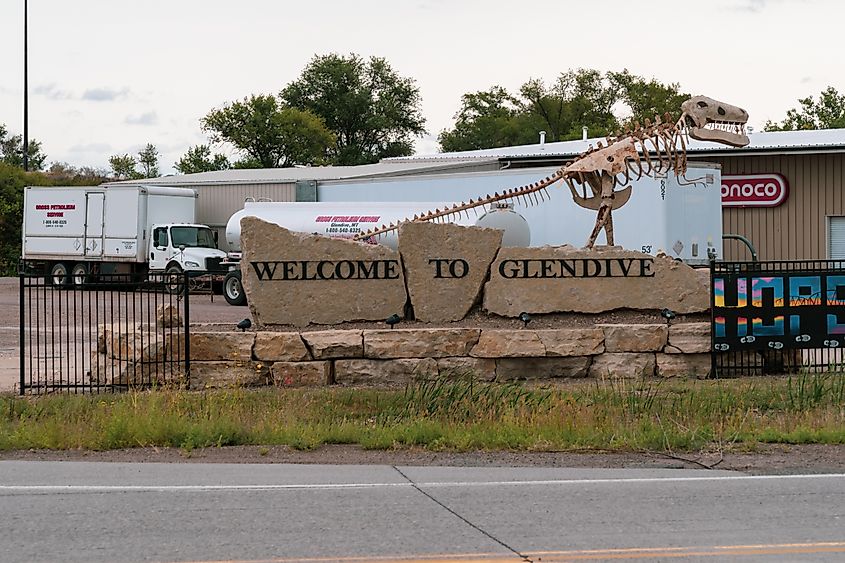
[[680, 95, 749, 147]]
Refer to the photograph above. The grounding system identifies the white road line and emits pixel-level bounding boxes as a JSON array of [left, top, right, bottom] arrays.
[[1, 472, 844, 493]]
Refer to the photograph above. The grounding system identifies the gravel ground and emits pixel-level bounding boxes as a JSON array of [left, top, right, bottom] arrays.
[[2, 444, 845, 475]]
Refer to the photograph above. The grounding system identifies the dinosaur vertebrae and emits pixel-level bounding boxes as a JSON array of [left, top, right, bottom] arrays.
[[354, 114, 690, 243], [354, 170, 564, 241]]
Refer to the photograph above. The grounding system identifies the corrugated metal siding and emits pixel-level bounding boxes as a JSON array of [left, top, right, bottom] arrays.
[[194, 183, 296, 226], [692, 154, 845, 261]]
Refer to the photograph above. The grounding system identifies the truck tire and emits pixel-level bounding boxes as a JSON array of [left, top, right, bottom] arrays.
[[71, 263, 90, 287], [49, 262, 70, 287], [165, 264, 185, 295], [223, 270, 246, 306]]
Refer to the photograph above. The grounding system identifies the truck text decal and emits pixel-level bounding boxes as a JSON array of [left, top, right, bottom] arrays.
[[35, 203, 77, 220]]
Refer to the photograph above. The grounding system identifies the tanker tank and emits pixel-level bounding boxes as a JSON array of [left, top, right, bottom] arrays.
[[225, 201, 530, 251]]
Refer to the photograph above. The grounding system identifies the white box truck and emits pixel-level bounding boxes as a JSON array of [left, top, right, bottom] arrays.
[[21, 185, 227, 286]]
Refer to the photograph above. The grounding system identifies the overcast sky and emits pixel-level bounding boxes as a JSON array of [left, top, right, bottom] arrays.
[[0, 0, 841, 175]]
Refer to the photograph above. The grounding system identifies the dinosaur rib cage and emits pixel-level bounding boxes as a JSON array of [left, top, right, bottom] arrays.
[[565, 122, 689, 199], [353, 121, 690, 242]]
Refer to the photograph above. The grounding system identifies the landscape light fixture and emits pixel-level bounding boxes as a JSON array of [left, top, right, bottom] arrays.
[[518, 312, 532, 328], [660, 308, 677, 322], [237, 318, 252, 332], [385, 314, 401, 329]]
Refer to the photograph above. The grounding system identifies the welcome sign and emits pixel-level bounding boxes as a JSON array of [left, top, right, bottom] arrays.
[[240, 218, 710, 327]]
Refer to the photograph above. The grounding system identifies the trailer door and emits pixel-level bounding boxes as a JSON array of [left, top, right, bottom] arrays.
[[84, 192, 105, 257]]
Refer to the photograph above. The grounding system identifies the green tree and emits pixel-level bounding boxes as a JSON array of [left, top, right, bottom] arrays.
[[174, 144, 230, 174], [765, 86, 845, 131], [519, 69, 620, 142], [438, 86, 541, 152], [201, 94, 335, 168], [108, 154, 140, 180], [281, 53, 426, 165], [608, 70, 689, 127], [45, 162, 110, 185], [0, 162, 102, 275], [137, 143, 160, 178], [0, 163, 28, 273], [0, 124, 47, 170]]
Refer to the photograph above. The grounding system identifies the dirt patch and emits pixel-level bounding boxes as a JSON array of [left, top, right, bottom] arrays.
[[2, 443, 844, 475]]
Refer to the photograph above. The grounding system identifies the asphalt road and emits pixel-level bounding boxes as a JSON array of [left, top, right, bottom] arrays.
[[1, 462, 844, 562]]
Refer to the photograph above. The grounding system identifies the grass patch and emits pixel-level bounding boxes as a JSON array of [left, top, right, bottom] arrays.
[[1, 373, 845, 452]]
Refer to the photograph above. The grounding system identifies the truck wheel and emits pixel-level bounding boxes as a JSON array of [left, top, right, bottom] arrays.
[[71, 263, 90, 287], [165, 264, 185, 295], [49, 262, 69, 287], [223, 271, 246, 306]]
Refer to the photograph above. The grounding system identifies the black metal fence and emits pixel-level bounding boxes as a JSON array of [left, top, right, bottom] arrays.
[[19, 272, 190, 394], [711, 260, 845, 377]]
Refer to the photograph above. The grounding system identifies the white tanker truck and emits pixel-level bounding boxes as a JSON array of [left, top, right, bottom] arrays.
[[220, 201, 531, 305]]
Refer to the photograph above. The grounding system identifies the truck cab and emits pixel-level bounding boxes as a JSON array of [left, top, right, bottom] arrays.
[[148, 223, 227, 274]]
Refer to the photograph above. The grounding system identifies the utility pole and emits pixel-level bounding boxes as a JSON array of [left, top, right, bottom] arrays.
[[23, 0, 29, 172]]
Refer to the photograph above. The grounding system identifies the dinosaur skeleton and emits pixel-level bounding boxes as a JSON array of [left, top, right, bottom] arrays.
[[354, 95, 750, 249]]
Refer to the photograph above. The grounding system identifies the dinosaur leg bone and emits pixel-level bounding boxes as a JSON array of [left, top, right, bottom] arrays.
[[586, 201, 613, 249], [585, 174, 618, 248]]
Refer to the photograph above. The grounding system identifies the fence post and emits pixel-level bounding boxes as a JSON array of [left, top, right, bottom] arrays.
[[18, 275, 25, 395], [183, 272, 190, 386], [709, 259, 717, 380]]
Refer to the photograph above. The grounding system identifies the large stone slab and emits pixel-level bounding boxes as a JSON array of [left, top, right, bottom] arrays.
[[470, 330, 546, 358], [240, 217, 408, 327], [271, 361, 331, 386], [334, 358, 438, 386], [398, 222, 502, 322], [87, 353, 139, 387], [656, 353, 712, 378], [483, 246, 709, 316], [98, 322, 142, 356], [436, 357, 497, 381], [363, 329, 480, 359], [301, 330, 363, 359], [189, 332, 254, 362], [189, 361, 271, 389], [88, 352, 184, 387], [666, 322, 711, 353], [496, 357, 591, 380], [156, 304, 182, 328], [599, 324, 668, 352], [536, 328, 605, 356], [253, 332, 311, 362], [588, 353, 656, 379]]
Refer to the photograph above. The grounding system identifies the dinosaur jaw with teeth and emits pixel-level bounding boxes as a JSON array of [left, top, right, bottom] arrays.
[[681, 95, 750, 148]]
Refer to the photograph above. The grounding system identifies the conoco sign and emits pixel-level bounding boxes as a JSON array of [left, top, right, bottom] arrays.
[[721, 174, 789, 207]]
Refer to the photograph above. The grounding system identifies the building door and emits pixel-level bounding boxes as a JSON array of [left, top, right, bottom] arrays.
[[829, 217, 845, 259], [84, 192, 105, 257]]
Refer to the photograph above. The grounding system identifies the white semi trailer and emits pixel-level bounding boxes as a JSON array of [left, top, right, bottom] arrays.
[[220, 201, 531, 305], [219, 162, 723, 305], [21, 185, 227, 286], [318, 163, 724, 262]]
